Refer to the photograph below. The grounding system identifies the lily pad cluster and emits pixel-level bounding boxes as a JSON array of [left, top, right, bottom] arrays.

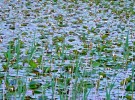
[[0, 0, 134, 99]]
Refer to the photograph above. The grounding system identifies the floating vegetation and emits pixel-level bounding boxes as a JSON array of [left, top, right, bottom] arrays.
[[0, 0, 134, 99]]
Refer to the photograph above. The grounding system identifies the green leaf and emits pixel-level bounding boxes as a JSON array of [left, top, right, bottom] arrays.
[[43, 83, 51, 89], [124, 32, 129, 60], [126, 82, 135, 91], [120, 77, 131, 86], [99, 72, 106, 78], [29, 81, 41, 89], [101, 34, 109, 40], [45, 67, 51, 73], [92, 61, 100, 67], [34, 90, 42, 94], [37, 55, 42, 64], [53, 0, 57, 3], [125, 94, 133, 100], [29, 60, 38, 68]]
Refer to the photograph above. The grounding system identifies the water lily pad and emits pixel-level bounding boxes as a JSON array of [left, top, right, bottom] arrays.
[[92, 61, 100, 67], [29, 60, 38, 68], [101, 34, 109, 40], [120, 77, 131, 85], [34, 89, 42, 94], [43, 67, 51, 73], [29, 81, 42, 89], [125, 94, 133, 100], [37, 55, 42, 64], [99, 72, 106, 78], [126, 82, 135, 91]]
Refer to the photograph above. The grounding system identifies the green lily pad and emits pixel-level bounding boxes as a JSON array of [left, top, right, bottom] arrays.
[[101, 34, 109, 40], [29, 81, 42, 89], [34, 89, 42, 94], [37, 55, 42, 64], [29, 60, 38, 68], [125, 82, 135, 91], [99, 72, 106, 78], [45, 67, 51, 73], [125, 94, 133, 100], [92, 61, 100, 67], [120, 77, 131, 86], [76, 80, 93, 93]]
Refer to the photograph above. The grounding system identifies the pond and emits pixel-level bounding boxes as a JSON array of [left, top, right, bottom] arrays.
[[0, 0, 135, 100]]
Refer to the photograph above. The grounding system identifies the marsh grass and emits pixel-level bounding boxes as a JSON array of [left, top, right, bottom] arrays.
[[105, 76, 116, 100], [124, 32, 129, 66]]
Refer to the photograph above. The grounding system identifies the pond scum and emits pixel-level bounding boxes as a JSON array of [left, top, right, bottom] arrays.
[[0, 0, 135, 100]]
